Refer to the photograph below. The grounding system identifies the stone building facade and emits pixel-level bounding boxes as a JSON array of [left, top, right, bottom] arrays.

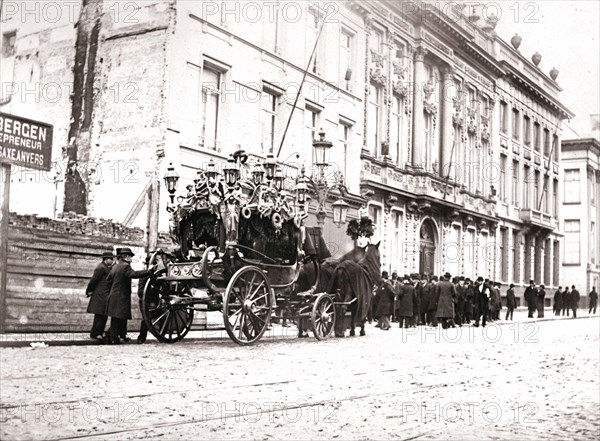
[[1, 1, 574, 302], [560, 137, 600, 303]]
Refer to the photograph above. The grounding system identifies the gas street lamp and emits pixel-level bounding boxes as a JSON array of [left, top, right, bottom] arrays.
[[163, 163, 180, 204]]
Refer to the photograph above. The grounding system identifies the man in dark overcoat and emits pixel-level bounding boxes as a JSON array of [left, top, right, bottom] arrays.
[[589, 287, 598, 314], [553, 286, 563, 316], [106, 248, 152, 344], [435, 273, 456, 328], [473, 276, 490, 327], [536, 284, 546, 318], [505, 283, 516, 320], [86, 251, 114, 340], [419, 275, 431, 325], [412, 274, 423, 326], [397, 275, 415, 328], [524, 279, 537, 318], [570, 285, 580, 318], [426, 275, 439, 327], [454, 276, 466, 326], [375, 272, 395, 330], [464, 278, 474, 324], [562, 286, 571, 316]]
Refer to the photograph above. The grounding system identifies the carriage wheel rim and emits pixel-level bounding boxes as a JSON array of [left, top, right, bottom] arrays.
[[141, 276, 194, 343], [223, 266, 272, 345]]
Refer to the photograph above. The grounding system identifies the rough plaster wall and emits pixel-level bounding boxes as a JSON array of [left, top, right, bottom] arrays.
[[89, 1, 173, 227], [63, 0, 103, 215]]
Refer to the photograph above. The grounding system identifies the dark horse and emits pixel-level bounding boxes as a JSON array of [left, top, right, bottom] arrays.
[[295, 242, 381, 338], [328, 242, 381, 337]]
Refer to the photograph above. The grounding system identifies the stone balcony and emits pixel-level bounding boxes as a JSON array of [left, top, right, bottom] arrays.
[[360, 156, 496, 218], [519, 208, 556, 232]]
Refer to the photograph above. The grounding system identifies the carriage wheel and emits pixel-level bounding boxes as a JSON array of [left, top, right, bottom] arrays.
[[311, 294, 336, 341], [223, 266, 273, 345], [142, 273, 194, 343]]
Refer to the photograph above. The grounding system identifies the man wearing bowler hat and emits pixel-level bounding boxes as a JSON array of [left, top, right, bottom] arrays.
[[106, 248, 153, 344], [86, 251, 115, 341]]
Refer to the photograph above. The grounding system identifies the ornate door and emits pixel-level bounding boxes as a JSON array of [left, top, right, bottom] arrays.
[[419, 220, 436, 276]]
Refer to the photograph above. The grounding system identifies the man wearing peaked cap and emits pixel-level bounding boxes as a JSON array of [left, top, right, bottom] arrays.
[[105, 247, 153, 344], [86, 251, 115, 341]]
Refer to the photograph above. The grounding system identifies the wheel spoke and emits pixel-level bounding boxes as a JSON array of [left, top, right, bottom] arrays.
[[248, 281, 265, 301], [238, 314, 246, 340], [159, 310, 171, 335], [152, 309, 169, 328]]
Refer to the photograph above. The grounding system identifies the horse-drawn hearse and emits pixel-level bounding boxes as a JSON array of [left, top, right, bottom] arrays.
[[140, 150, 381, 345]]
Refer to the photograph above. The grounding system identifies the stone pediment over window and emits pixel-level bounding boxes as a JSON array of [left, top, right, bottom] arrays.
[[370, 68, 387, 86], [467, 120, 477, 135], [452, 113, 463, 127], [424, 101, 437, 115], [393, 80, 407, 97]]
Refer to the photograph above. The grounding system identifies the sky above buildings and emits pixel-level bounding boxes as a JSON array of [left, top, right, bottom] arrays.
[[494, 0, 600, 137], [1, 0, 598, 137]]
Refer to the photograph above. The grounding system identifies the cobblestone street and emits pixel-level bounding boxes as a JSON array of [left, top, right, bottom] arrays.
[[1, 316, 599, 440]]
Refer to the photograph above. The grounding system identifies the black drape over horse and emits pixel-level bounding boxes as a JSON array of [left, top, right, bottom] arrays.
[[329, 242, 381, 337]]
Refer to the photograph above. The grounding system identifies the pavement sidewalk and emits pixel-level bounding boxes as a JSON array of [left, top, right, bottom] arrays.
[[1, 308, 598, 348]]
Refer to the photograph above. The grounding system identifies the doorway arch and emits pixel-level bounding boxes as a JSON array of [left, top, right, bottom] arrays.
[[419, 218, 438, 276]]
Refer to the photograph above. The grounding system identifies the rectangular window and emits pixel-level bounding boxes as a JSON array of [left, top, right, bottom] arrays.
[[391, 211, 402, 271], [512, 108, 520, 140], [553, 240, 560, 285], [589, 171, 596, 205], [512, 160, 519, 206], [261, 85, 280, 153], [305, 104, 321, 164], [544, 238, 551, 285], [368, 204, 382, 243], [201, 65, 222, 150], [553, 179, 559, 217], [480, 96, 489, 118], [370, 26, 384, 54], [262, 4, 279, 52], [543, 128, 550, 156], [390, 94, 404, 165], [339, 28, 354, 91], [338, 120, 351, 182], [534, 170, 540, 210], [368, 83, 383, 156], [307, 6, 323, 75], [564, 220, 581, 264], [523, 115, 531, 146], [500, 155, 507, 202], [543, 175, 549, 213], [524, 235, 532, 282], [513, 230, 521, 284], [534, 122, 541, 152], [553, 134, 559, 160], [500, 101, 508, 133], [523, 165, 531, 209], [564, 169, 581, 203], [501, 228, 508, 282], [591, 221, 596, 264]]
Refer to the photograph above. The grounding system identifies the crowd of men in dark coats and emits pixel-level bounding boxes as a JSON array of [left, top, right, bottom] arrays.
[[371, 271, 597, 330], [372, 271, 507, 329]]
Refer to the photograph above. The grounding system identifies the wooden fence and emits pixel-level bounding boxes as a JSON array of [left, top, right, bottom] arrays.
[[3, 212, 172, 333]]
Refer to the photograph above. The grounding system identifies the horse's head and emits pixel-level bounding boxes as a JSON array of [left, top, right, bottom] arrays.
[[362, 242, 382, 284]]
